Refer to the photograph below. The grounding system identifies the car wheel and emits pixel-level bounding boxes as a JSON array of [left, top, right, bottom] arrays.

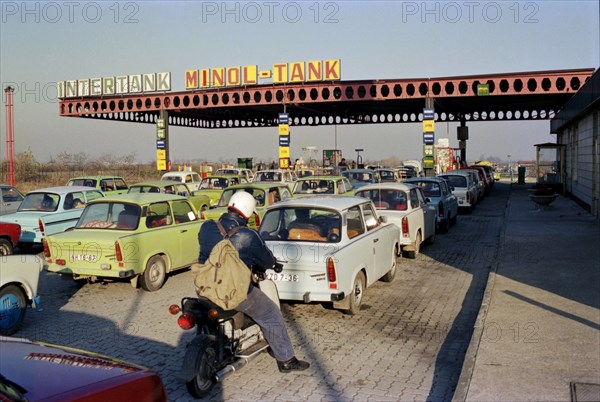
[[380, 247, 398, 283], [406, 232, 421, 259], [140, 255, 167, 292], [345, 271, 365, 315], [0, 238, 14, 256], [186, 338, 218, 398], [439, 218, 450, 234], [0, 285, 27, 336]]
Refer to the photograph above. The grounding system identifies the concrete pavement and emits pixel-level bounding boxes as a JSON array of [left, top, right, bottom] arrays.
[[455, 180, 600, 402]]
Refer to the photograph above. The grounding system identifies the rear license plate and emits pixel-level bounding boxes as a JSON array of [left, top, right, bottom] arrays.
[[71, 254, 98, 263], [266, 273, 299, 282]]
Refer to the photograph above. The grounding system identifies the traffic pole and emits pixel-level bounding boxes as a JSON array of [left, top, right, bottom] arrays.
[[5, 86, 16, 186]]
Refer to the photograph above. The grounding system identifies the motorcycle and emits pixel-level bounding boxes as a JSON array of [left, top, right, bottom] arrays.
[[168, 262, 283, 398]]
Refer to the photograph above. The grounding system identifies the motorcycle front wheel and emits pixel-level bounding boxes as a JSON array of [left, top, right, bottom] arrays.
[[186, 337, 218, 398]]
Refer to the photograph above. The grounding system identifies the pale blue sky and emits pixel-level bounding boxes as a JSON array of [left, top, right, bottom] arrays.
[[1, 0, 598, 164]]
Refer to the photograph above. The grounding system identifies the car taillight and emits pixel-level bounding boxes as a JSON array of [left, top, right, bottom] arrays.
[[401, 216, 409, 238], [200, 211, 205, 219], [38, 218, 44, 236], [327, 257, 337, 289], [177, 312, 196, 330], [168, 304, 180, 315], [254, 213, 260, 227], [438, 201, 444, 218], [115, 241, 124, 267], [42, 238, 51, 258]]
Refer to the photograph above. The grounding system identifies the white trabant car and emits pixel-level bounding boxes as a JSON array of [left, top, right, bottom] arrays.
[[253, 169, 297, 184], [161, 171, 203, 192], [214, 167, 255, 182], [355, 183, 436, 259], [0, 254, 44, 335], [439, 171, 479, 212], [259, 196, 400, 315]]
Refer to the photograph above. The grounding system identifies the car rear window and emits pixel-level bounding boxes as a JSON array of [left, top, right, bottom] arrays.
[[443, 175, 467, 188], [260, 207, 341, 242], [356, 189, 408, 211]]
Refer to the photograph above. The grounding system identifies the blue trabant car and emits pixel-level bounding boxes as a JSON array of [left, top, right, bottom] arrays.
[[0, 186, 104, 249], [259, 196, 400, 315], [404, 177, 458, 233]]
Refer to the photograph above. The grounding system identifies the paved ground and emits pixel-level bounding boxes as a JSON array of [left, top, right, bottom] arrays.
[[455, 181, 600, 402], [12, 182, 511, 401]]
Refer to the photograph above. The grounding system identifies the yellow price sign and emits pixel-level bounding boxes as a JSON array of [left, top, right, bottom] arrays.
[[278, 124, 289, 135], [423, 120, 435, 133], [279, 146, 290, 158], [156, 159, 167, 170], [279, 158, 289, 169], [156, 150, 166, 159]]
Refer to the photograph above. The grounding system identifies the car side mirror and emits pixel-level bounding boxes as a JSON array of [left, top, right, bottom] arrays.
[[425, 197, 431, 203], [379, 216, 388, 223], [366, 217, 379, 229]]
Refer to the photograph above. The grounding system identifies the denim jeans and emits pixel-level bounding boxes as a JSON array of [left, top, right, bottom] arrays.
[[236, 285, 295, 362]]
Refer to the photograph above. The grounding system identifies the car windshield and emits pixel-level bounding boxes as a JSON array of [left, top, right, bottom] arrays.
[[260, 207, 341, 242], [293, 180, 334, 194], [68, 179, 98, 187], [344, 172, 374, 183], [356, 189, 408, 211], [200, 178, 228, 189], [218, 188, 267, 207], [18, 192, 60, 212], [378, 170, 396, 182], [162, 176, 181, 183], [255, 172, 282, 182], [128, 186, 162, 194], [77, 202, 142, 230]]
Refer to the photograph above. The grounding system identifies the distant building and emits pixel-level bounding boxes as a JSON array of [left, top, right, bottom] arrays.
[[551, 68, 600, 220]]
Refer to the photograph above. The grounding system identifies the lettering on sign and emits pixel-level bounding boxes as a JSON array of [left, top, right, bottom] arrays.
[[185, 59, 341, 90], [58, 72, 171, 98]]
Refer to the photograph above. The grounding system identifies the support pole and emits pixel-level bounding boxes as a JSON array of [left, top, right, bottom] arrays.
[[4, 87, 16, 186]]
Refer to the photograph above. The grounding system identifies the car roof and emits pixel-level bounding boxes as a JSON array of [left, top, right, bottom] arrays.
[[90, 193, 186, 203], [440, 170, 472, 177], [267, 195, 370, 210], [68, 176, 123, 180], [27, 186, 100, 194], [295, 175, 345, 180], [404, 177, 446, 183], [354, 183, 417, 192], [224, 182, 290, 190], [130, 180, 181, 187]]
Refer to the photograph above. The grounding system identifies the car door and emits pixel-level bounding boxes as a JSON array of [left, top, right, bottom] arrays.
[[416, 188, 436, 239], [1, 186, 24, 216], [361, 202, 388, 283], [171, 200, 200, 268]]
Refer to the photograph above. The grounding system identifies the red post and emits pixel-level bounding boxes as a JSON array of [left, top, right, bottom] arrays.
[[4, 86, 16, 186]]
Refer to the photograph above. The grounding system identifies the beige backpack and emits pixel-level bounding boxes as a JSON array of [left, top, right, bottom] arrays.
[[192, 221, 251, 310]]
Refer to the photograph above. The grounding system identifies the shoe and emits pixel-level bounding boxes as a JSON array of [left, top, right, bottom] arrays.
[[277, 356, 310, 373]]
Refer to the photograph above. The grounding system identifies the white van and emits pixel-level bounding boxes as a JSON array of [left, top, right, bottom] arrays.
[[161, 171, 202, 191]]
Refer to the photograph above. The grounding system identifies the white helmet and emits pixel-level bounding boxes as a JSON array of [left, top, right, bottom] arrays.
[[228, 191, 256, 219]]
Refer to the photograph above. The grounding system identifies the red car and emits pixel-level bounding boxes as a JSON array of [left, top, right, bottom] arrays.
[[0, 222, 21, 255], [0, 338, 168, 401], [461, 166, 491, 195]]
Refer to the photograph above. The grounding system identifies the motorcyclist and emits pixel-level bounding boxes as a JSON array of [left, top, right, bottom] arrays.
[[197, 191, 310, 373]]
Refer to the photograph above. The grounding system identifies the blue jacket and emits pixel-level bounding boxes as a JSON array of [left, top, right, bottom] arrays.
[[197, 211, 276, 271]]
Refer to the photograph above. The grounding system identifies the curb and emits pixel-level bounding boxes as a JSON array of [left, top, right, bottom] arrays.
[[451, 183, 511, 402]]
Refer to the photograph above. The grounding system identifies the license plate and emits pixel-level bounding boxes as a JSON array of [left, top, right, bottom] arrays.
[[266, 272, 299, 282], [71, 254, 98, 263]]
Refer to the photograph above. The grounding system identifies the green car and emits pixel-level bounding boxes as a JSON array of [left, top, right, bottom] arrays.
[[292, 175, 355, 197], [67, 176, 129, 196], [43, 193, 203, 292], [201, 183, 293, 228], [128, 180, 210, 213], [193, 175, 249, 208]]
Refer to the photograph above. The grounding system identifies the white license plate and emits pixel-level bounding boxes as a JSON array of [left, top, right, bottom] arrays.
[[71, 254, 98, 263], [267, 272, 299, 282]]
